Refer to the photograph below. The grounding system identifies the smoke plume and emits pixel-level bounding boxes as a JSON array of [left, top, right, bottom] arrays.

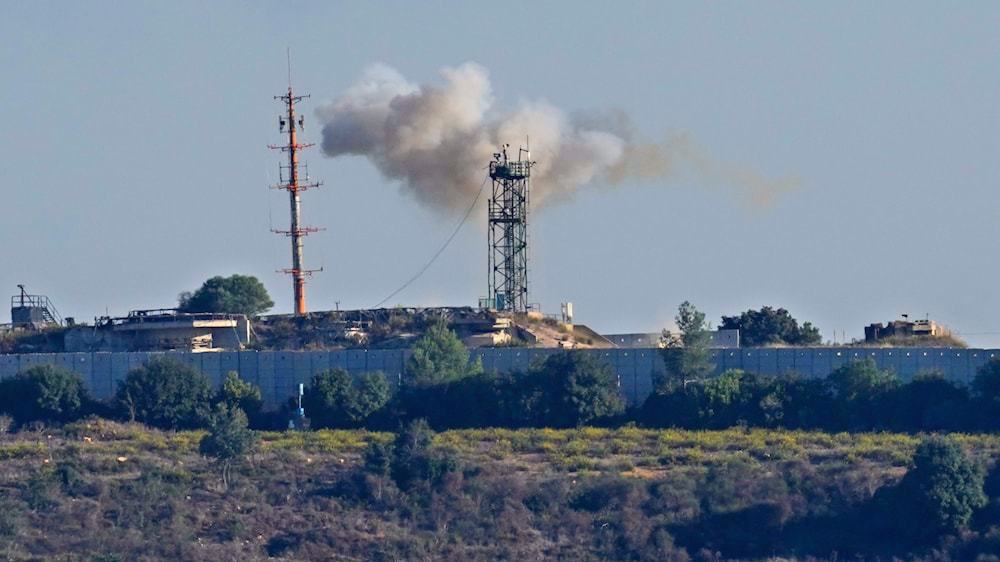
[[316, 62, 798, 212]]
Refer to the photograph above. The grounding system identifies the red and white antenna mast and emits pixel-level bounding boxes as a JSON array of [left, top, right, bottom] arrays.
[[269, 55, 323, 315]]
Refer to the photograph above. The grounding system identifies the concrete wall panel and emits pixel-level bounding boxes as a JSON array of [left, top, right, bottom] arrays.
[[346, 350, 367, 371], [199, 353, 221, 386], [292, 352, 311, 385], [308, 351, 330, 375], [238, 351, 260, 389], [895, 350, 916, 379], [219, 352, 240, 380], [330, 351, 348, 370], [879, 350, 898, 376], [365, 351, 385, 374], [776, 349, 796, 374], [970, 351, 990, 380], [758, 349, 778, 375], [110, 353, 129, 392], [258, 352, 277, 404], [812, 350, 831, 377]]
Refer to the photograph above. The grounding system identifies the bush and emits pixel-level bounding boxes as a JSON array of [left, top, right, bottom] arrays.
[[885, 371, 970, 432], [0, 365, 90, 426], [878, 436, 987, 539], [390, 419, 458, 491], [825, 359, 899, 430], [200, 403, 257, 461], [973, 359, 1000, 430], [216, 371, 263, 420], [303, 369, 391, 429], [528, 351, 625, 428], [115, 357, 213, 430]]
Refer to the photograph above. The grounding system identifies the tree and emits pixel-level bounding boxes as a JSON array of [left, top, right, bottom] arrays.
[[660, 301, 714, 389], [199, 403, 257, 487], [302, 369, 391, 428], [0, 365, 89, 426], [390, 419, 458, 491], [720, 306, 821, 347], [827, 358, 899, 430], [886, 371, 970, 432], [177, 274, 274, 316], [972, 359, 1000, 430], [406, 320, 481, 387], [115, 357, 213, 429], [216, 371, 263, 420], [889, 436, 987, 536], [529, 351, 625, 428]]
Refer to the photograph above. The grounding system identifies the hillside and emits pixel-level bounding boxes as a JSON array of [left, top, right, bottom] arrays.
[[2, 421, 999, 561]]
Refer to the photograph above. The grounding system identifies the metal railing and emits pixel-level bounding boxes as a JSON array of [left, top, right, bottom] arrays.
[[10, 294, 62, 326]]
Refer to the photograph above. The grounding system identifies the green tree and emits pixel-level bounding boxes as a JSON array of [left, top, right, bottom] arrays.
[[115, 357, 213, 429], [406, 320, 481, 386], [699, 369, 749, 426], [660, 301, 714, 389], [177, 274, 274, 316], [390, 419, 458, 491], [200, 403, 257, 487], [303, 369, 391, 429], [720, 306, 821, 346], [0, 365, 89, 425], [886, 371, 970, 432], [891, 436, 987, 535], [355, 372, 392, 421], [530, 351, 625, 428], [216, 371, 263, 420], [827, 358, 899, 430], [972, 358, 1000, 429]]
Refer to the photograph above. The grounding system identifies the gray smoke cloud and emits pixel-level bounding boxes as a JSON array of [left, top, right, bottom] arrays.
[[316, 62, 799, 212]]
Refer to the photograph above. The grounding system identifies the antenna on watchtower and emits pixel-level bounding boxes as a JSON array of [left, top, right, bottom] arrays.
[[269, 54, 324, 316]]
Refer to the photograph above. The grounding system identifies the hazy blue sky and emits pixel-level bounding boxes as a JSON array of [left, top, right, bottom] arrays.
[[3, 2, 1000, 345]]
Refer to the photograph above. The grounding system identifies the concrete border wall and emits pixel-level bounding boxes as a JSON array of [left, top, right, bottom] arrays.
[[1, 347, 996, 407]]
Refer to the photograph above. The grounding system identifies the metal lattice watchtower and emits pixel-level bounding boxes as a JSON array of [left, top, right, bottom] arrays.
[[487, 144, 533, 313]]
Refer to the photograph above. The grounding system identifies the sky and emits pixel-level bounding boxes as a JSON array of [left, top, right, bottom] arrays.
[[2, 2, 1000, 346]]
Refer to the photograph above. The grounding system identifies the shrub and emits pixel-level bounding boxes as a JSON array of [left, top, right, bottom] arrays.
[[200, 403, 257, 461], [216, 371, 263, 420], [390, 419, 458, 491], [827, 359, 899, 430], [879, 436, 987, 538], [973, 359, 1000, 430], [115, 357, 213, 430], [0, 365, 90, 426], [303, 369, 391, 429], [528, 351, 625, 428]]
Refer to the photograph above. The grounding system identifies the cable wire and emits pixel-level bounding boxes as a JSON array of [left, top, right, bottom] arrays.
[[372, 176, 489, 308]]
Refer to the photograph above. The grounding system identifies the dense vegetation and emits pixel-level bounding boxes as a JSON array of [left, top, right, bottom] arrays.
[[0, 421, 998, 561]]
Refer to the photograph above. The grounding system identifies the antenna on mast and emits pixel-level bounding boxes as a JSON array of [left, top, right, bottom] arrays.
[[269, 55, 324, 316]]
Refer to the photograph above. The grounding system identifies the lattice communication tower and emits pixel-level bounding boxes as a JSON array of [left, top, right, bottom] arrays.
[[269, 82, 323, 316], [487, 144, 533, 313]]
